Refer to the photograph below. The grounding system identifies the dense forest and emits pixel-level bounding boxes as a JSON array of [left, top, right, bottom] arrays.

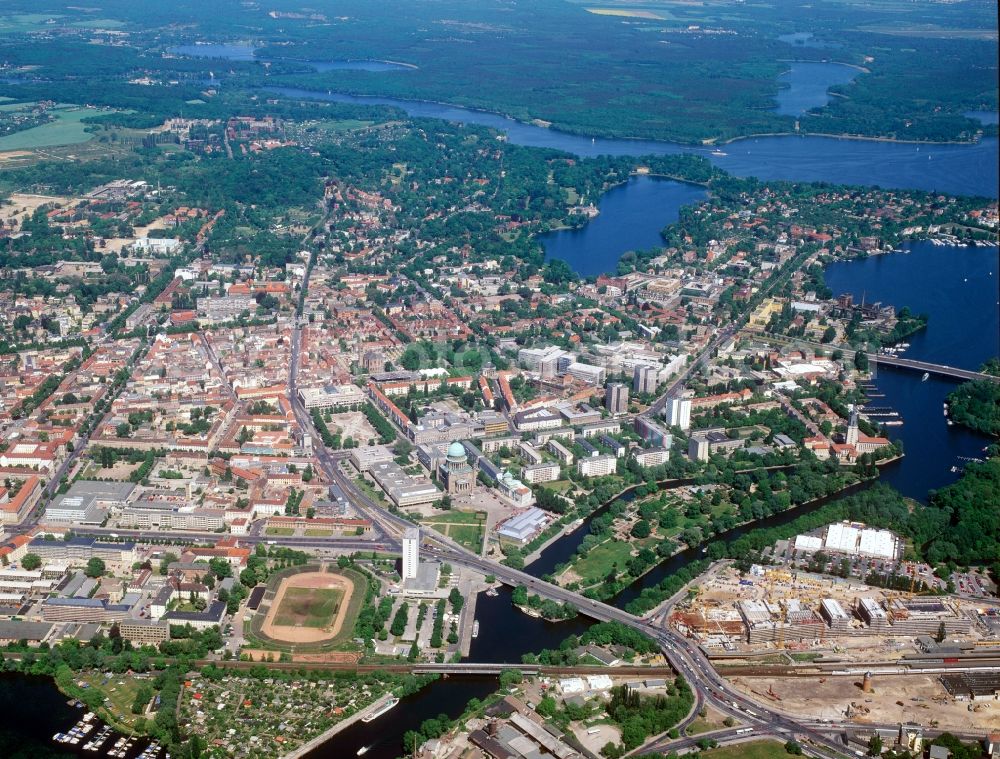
[[947, 361, 1000, 436], [0, 0, 995, 144]]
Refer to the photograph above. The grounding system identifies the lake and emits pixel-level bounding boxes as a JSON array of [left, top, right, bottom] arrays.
[[777, 32, 842, 49], [168, 44, 414, 72], [775, 62, 859, 117], [268, 87, 999, 199], [540, 177, 707, 276], [966, 110, 999, 126], [824, 241, 1000, 498]]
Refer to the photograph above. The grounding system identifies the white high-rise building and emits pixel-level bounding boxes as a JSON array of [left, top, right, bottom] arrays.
[[667, 397, 692, 431], [402, 527, 420, 580]]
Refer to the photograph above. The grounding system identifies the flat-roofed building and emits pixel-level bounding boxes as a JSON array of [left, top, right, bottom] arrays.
[[522, 462, 561, 484], [119, 619, 170, 645], [577, 454, 618, 478], [821, 598, 851, 630], [41, 597, 131, 623], [632, 447, 670, 467], [566, 362, 606, 386], [297, 383, 367, 410], [349, 445, 395, 472], [857, 597, 889, 631], [498, 507, 549, 543], [27, 537, 136, 568], [369, 461, 441, 508]]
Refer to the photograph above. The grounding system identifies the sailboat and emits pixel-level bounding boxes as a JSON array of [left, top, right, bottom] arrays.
[[921, 372, 929, 382]]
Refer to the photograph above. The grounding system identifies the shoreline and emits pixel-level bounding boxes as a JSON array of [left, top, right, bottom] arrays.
[[282, 693, 397, 759], [264, 83, 989, 149], [542, 464, 895, 599]]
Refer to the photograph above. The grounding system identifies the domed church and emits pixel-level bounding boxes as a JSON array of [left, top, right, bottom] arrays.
[[440, 441, 475, 495]]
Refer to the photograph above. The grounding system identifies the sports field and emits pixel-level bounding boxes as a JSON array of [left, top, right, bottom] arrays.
[[272, 586, 344, 628], [260, 570, 357, 645]]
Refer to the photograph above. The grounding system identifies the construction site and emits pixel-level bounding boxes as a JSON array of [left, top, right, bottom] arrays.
[[727, 672, 1000, 732], [671, 565, 989, 654], [669, 564, 1000, 732]]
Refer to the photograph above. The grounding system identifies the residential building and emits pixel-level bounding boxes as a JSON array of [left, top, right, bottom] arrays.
[[577, 454, 618, 478], [522, 462, 561, 484], [605, 383, 629, 414], [667, 397, 692, 431], [633, 364, 659, 395], [402, 527, 420, 580]]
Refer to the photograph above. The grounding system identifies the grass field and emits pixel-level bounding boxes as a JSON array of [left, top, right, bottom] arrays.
[[567, 539, 634, 585], [266, 527, 295, 536], [79, 672, 151, 732], [422, 510, 486, 552], [0, 105, 104, 151], [303, 528, 333, 537], [700, 740, 792, 759], [272, 586, 343, 628]]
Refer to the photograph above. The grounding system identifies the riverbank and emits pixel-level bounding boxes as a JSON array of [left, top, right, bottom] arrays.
[[543, 466, 884, 603], [284, 694, 398, 759], [264, 83, 990, 150]]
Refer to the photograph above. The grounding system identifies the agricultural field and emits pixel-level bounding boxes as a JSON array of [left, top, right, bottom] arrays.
[[0, 104, 105, 151]]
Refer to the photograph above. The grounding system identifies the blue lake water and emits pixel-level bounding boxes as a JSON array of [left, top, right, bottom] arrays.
[[540, 177, 707, 276], [268, 87, 999, 199], [775, 62, 859, 116], [169, 43, 258, 61], [168, 44, 413, 71], [966, 110, 999, 126], [824, 241, 1000, 499], [777, 32, 842, 49]]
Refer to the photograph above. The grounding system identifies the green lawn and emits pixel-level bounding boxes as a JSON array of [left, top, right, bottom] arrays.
[[449, 524, 484, 551], [266, 527, 295, 536], [422, 510, 486, 551], [303, 529, 333, 537], [421, 509, 486, 526], [700, 741, 794, 759], [80, 672, 151, 732], [272, 586, 343, 628], [567, 539, 634, 585]]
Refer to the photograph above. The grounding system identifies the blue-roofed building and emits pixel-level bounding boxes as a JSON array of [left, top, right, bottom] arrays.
[[41, 597, 131, 622], [28, 537, 137, 567], [162, 600, 226, 631]]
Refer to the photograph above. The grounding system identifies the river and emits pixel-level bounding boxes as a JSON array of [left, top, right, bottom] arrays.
[[267, 87, 998, 199], [168, 44, 414, 72]]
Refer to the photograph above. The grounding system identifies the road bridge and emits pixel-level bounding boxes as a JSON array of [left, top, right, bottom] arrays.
[[870, 353, 1000, 382]]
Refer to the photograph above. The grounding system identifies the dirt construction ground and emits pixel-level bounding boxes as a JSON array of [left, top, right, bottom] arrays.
[[261, 571, 355, 645], [729, 674, 1000, 731]]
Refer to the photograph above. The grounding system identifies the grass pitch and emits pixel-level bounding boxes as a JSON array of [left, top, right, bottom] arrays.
[[272, 586, 344, 628]]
